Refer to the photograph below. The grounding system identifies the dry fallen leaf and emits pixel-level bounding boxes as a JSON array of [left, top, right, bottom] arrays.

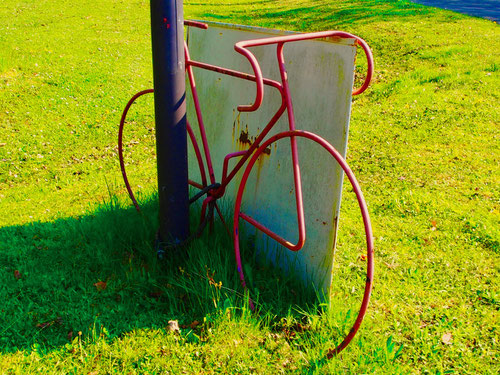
[[37, 317, 62, 329], [13, 270, 21, 280], [36, 321, 53, 329], [93, 281, 107, 291], [441, 332, 453, 345], [431, 220, 437, 231]]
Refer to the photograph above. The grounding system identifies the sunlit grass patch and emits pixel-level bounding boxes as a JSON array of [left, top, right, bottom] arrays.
[[1, 0, 499, 373]]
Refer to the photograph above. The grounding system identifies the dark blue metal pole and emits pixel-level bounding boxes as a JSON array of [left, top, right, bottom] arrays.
[[150, 0, 189, 246]]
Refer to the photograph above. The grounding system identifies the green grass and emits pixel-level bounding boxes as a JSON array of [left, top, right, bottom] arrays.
[[1, 0, 499, 373]]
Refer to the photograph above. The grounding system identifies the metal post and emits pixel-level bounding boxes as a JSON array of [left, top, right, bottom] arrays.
[[150, 0, 189, 246]]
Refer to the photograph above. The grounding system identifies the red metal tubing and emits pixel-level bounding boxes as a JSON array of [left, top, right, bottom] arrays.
[[185, 41, 217, 185], [275, 42, 306, 249], [233, 130, 374, 355], [234, 30, 374, 112], [184, 20, 208, 29], [239, 212, 305, 251], [187, 60, 283, 93], [351, 37, 374, 96], [222, 151, 247, 182], [118, 89, 154, 212], [119, 91, 207, 211], [188, 180, 204, 190], [233, 43, 265, 112], [186, 119, 208, 189]]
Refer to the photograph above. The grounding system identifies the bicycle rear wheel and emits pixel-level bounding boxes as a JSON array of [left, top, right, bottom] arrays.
[[119, 90, 207, 212]]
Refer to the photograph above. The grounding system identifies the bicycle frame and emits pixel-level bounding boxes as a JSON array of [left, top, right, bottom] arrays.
[[184, 22, 373, 252]]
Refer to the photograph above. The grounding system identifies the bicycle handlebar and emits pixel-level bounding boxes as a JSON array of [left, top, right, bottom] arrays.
[[184, 20, 208, 29], [234, 30, 374, 112], [233, 43, 265, 112]]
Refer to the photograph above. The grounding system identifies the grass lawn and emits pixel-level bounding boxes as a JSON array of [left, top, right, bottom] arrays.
[[0, 0, 499, 373]]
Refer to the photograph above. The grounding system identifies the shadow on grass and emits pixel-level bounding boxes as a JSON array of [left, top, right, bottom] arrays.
[[0, 196, 317, 353], [199, 0, 444, 31]]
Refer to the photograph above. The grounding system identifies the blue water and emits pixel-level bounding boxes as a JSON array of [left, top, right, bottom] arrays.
[[411, 0, 500, 23]]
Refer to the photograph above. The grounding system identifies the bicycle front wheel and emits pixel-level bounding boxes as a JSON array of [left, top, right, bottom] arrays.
[[232, 129, 374, 354]]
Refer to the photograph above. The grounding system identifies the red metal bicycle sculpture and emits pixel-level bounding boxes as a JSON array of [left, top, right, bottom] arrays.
[[119, 20, 374, 354]]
